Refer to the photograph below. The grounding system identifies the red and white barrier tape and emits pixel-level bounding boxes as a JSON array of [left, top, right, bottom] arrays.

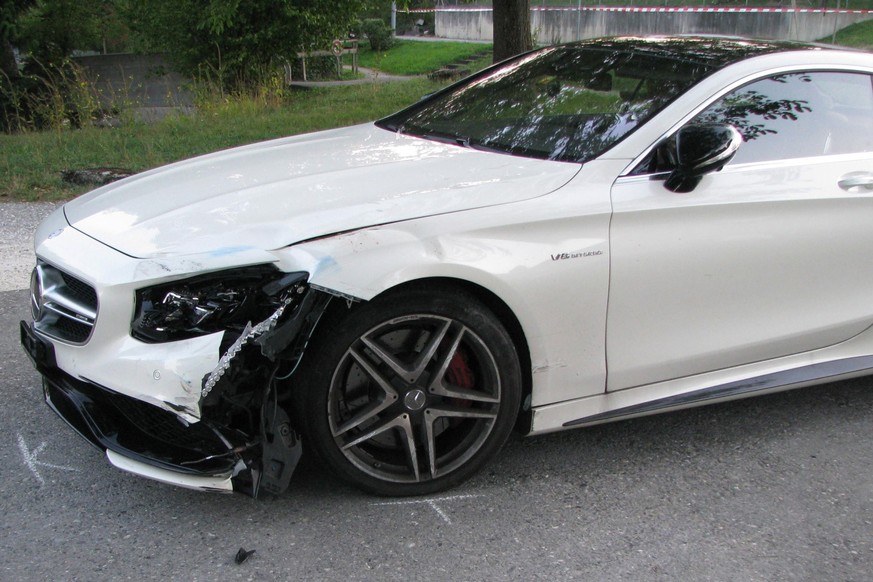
[[405, 6, 873, 15]]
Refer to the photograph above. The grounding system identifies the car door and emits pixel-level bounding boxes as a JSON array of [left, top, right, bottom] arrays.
[[607, 70, 873, 391]]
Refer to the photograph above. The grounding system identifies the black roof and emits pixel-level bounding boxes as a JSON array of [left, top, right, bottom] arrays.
[[569, 35, 830, 70]]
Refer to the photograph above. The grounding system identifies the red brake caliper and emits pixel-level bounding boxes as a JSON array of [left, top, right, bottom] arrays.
[[445, 349, 475, 389]]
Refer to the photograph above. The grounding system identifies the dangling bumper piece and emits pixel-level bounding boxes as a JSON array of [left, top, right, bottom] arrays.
[[21, 281, 334, 497]]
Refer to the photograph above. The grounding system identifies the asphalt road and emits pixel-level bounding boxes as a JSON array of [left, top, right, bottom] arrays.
[[1, 206, 872, 581]]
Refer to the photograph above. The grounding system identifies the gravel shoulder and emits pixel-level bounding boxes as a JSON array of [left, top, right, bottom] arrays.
[[0, 202, 61, 291]]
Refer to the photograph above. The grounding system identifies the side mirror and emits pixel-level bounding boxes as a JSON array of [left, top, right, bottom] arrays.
[[663, 124, 742, 193]]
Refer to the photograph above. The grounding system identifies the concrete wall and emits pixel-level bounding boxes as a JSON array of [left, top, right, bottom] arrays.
[[436, 8, 873, 43], [72, 54, 192, 120]]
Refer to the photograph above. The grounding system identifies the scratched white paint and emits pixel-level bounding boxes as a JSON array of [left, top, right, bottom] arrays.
[[17, 433, 79, 486]]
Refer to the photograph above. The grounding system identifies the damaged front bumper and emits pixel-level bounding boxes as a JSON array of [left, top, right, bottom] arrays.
[[26, 350, 246, 492], [21, 278, 332, 497]]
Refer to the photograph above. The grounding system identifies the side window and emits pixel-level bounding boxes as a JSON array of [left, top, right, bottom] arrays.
[[694, 71, 873, 164], [632, 71, 873, 175]]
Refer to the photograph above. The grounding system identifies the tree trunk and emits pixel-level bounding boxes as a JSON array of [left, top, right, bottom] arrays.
[[492, 0, 532, 63], [1, 39, 19, 79]]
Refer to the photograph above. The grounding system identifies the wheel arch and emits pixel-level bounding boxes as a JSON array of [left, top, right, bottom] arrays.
[[312, 276, 534, 433]]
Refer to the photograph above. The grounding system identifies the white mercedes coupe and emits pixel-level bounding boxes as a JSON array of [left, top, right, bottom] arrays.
[[21, 36, 873, 497]]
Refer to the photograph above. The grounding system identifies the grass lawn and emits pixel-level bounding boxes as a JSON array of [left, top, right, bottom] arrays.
[[1, 39, 497, 202], [0, 79, 444, 202], [822, 19, 873, 48], [355, 39, 493, 76]]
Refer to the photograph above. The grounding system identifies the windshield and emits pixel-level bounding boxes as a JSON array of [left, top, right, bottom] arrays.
[[378, 42, 723, 163]]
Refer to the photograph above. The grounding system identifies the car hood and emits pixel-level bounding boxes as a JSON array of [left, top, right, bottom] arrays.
[[64, 124, 580, 259]]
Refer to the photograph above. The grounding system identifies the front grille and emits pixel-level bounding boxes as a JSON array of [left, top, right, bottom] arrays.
[[32, 261, 98, 344], [59, 270, 98, 308]]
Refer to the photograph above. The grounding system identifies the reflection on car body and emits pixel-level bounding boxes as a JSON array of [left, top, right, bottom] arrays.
[[21, 36, 873, 497]]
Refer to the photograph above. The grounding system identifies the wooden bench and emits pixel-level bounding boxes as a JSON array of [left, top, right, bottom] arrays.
[[286, 39, 359, 82]]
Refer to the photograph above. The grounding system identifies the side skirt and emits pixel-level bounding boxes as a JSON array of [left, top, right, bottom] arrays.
[[563, 355, 873, 428]]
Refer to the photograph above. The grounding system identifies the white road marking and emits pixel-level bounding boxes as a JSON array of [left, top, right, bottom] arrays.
[[371, 493, 484, 525], [17, 433, 79, 486]]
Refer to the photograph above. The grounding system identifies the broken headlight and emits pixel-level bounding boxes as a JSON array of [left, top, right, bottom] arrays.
[[131, 265, 308, 343]]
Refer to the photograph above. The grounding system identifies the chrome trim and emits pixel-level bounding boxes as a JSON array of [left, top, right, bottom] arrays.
[[564, 355, 873, 427], [31, 261, 98, 344], [616, 150, 873, 185], [29, 267, 42, 320], [42, 302, 96, 327], [689, 124, 742, 171], [42, 287, 98, 321]]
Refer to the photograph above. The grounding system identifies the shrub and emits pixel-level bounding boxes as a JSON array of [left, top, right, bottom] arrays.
[[0, 60, 102, 133], [289, 55, 340, 82], [361, 18, 395, 52]]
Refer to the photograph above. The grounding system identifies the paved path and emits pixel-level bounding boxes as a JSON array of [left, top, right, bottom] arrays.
[[288, 37, 492, 88], [288, 66, 423, 88], [399, 35, 491, 44]]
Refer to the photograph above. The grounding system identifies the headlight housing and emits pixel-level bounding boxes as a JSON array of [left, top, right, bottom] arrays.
[[131, 265, 307, 343]]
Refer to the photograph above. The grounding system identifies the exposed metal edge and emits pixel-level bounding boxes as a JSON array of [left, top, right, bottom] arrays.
[[564, 355, 873, 428], [106, 450, 234, 493], [309, 283, 363, 304]]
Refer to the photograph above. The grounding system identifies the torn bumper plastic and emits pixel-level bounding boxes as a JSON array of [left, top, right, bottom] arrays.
[[23, 322, 252, 489], [20, 282, 334, 497]]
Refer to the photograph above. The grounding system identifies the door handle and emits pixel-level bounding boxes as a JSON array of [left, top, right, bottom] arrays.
[[838, 172, 873, 192]]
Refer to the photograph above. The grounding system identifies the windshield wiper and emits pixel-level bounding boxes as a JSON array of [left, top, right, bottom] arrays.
[[393, 125, 496, 152], [409, 130, 472, 148], [466, 139, 506, 154]]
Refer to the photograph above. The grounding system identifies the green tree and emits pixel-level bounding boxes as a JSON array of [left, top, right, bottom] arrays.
[[17, 0, 113, 62], [124, 0, 366, 89], [0, 0, 35, 78]]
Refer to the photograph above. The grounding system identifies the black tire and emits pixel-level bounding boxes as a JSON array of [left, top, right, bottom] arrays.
[[297, 286, 522, 496]]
